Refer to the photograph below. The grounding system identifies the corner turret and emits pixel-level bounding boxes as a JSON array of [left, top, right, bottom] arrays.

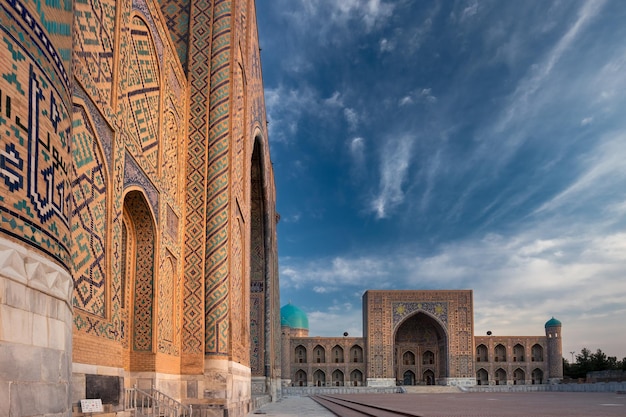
[[545, 317, 563, 383]]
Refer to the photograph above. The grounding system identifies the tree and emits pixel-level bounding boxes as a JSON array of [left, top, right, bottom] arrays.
[[565, 348, 624, 379]]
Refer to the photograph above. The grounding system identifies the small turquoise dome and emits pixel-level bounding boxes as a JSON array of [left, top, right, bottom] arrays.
[[281, 303, 309, 330], [545, 317, 562, 328]]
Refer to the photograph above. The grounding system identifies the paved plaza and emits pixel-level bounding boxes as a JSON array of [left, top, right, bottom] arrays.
[[248, 391, 626, 417]]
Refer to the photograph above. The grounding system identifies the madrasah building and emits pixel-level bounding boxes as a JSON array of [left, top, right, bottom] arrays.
[[280, 291, 563, 389], [0, 0, 561, 416]]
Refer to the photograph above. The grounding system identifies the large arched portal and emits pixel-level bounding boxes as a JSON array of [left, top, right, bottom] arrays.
[[249, 137, 281, 398], [394, 312, 448, 385]]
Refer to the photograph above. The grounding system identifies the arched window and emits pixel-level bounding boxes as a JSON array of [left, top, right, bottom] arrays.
[[313, 369, 326, 387], [314, 345, 326, 363], [476, 368, 488, 386], [332, 345, 344, 363], [495, 368, 507, 385], [295, 345, 307, 363], [332, 369, 344, 386], [350, 369, 363, 386], [531, 344, 543, 362], [494, 344, 507, 362], [476, 344, 488, 362], [532, 368, 543, 384], [514, 368, 525, 385], [422, 350, 434, 365], [350, 345, 364, 363], [403, 351, 416, 365], [513, 344, 525, 362], [295, 370, 307, 387]]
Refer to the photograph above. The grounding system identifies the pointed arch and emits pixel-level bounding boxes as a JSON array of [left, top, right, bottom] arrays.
[[494, 343, 507, 362], [403, 351, 416, 365], [403, 370, 416, 386], [295, 369, 307, 387], [123, 190, 157, 356], [332, 369, 344, 386], [394, 311, 448, 383], [350, 344, 364, 363], [476, 368, 488, 385], [495, 368, 507, 385], [476, 344, 488, 362], [313, 345, 326, 363], [332, 345, 344, 363], [350, 369, 363, 386], [313, 369, 326, 387], [295, 345, 307, 363]]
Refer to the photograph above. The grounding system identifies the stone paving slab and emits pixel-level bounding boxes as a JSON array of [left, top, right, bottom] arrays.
[[334, 392, 626, 417], [247, 396, 336, 417], [249, 392, 626, 417]]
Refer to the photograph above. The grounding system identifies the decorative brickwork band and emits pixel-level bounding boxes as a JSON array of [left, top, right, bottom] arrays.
[[182, 0, 213, 356], [205, 0, 232, 355]]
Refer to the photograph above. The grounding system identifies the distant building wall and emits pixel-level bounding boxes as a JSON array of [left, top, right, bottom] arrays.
[[474, 336, 552, 385], [286, 337, 366, 387]]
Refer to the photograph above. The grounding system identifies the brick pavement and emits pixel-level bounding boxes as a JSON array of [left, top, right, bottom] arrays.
[[249, 392, 626, 417]]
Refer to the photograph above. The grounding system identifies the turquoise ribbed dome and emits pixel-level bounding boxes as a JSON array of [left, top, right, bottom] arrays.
[[545, 317, 562, 328], [281, 303, 309, 330]]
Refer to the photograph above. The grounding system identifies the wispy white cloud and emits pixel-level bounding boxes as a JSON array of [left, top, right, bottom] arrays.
[[533, 134, 626, 215], [379, 38, 395, 53], [344, 108, 359, 131], [399, 88, 437, 106], [278, 0, 393, 43], [494, 0, 607, 135], [266, 86, 358, 145], [265, 85, 316, 143], [348, 137, 366, 180], [369, 134, 415, 219], [580, 116, 593, 126]]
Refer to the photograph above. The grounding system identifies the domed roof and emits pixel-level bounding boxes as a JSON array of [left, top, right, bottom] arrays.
[[545, 317, 562, 328], [280, 303, 309, 330]]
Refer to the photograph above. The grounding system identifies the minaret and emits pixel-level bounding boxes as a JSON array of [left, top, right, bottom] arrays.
[[545, 317, 563, 383]]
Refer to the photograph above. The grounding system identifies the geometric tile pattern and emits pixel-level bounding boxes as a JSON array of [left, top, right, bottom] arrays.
[[205, 0, 233, 356], [158, 0, 190, 72], [126, 16, 161, 173], [0, 3, 72, 268], [71, 105, 108, 317], [126, 191, 155, 352], [158, 255, 177, 355], [73, 0, 116, 106], [182, 0, 213, 356], [162, 110, 180, 202], [228, 2, 248, 366], [230, 218, 246, 363], [250, 146, 266, 375]]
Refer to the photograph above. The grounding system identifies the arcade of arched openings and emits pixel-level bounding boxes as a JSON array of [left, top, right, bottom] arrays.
[[281, 291, 562, 388]]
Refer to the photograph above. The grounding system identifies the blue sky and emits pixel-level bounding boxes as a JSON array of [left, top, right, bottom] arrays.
[[256, 0, 626, 359]]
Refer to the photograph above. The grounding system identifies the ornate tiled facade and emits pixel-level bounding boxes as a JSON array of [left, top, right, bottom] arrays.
[[0, 0, 280, 415], [282, 291, 561, 388]]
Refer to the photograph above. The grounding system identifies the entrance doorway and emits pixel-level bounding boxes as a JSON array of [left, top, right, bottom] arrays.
[[394, 312, 448, 385]]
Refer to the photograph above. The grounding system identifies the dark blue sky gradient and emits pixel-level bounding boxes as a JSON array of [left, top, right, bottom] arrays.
[[257, 0, 626, 356]]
